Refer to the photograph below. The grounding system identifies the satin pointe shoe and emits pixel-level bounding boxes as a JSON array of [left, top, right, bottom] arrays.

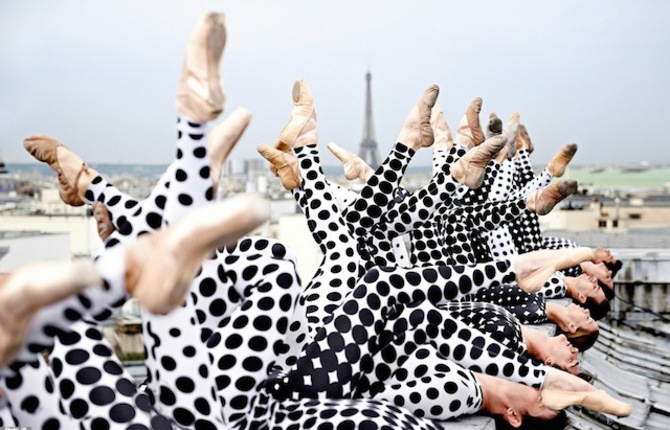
[[257, 144, 300, 190], [526, 179, 578, 215], [23, 135, 98, 206], [126, 194, 270, 315], [176, 12, 227, 122]]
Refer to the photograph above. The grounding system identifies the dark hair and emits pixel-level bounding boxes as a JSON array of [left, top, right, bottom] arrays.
[[557, 326, 600, 352], [605, 260, 623, 277], [599, 280, 616, 301], [575, 295, 610, 320]]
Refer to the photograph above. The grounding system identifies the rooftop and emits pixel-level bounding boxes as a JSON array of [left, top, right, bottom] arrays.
[[544, 229, 670, 249]]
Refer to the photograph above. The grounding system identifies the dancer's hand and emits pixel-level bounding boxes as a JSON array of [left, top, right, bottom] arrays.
[[591, 248, 613, 264]]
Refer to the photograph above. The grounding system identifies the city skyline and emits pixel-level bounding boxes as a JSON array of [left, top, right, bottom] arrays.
[[2, 1, 670, 167]]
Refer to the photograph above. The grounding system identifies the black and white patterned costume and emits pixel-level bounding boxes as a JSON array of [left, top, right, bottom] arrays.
[[266, 261, 554, 423], [1, 119, 454, 430]]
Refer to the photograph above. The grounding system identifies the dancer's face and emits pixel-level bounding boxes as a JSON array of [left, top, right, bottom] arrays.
[[575, 274, 607, 305], [563, 303, 597, 332], [545, 334, 580, 375], [582, 262, 613, 289]]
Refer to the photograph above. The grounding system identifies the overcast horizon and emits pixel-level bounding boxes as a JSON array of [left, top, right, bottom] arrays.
[[2, 1, 669, 168]]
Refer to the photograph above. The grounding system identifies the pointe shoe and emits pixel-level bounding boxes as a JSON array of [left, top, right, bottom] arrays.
[[450, 134, 507, 188], [327, 142, 374, 181], [0, 260, 102, 366], [548, 143, 578, 177], [516, 124, 534, 154], [453, 97, 485, 148], [542, 389, 632, 417], [257, 144, 300, 190], [208, 107, 252, 192], [126, 195, 270, 315], [92, 201, 115, 241], [430, 102, 453, 151], [396, 85, 440, 150], [526, 179, 578, 215], [23, 135, 98, 206], [176, 12, 227, 122], [505, 112, 519, 159], [277, 80, 317, 150], [591, 248, 614, 264], [486, 112, 503, 138]]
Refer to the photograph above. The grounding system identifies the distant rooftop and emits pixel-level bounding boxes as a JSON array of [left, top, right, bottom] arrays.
[[544, 228, 670, 249], [565, 193, 670, 208], [0, 230, 57, 240]]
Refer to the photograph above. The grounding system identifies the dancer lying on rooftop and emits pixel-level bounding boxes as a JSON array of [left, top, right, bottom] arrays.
[[256, 79, 631, 426]]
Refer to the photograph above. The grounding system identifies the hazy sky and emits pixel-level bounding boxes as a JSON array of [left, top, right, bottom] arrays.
[[2, 1, 670, 167]]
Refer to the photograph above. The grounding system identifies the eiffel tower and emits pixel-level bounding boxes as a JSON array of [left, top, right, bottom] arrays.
[[358, 72, 381, 170]]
